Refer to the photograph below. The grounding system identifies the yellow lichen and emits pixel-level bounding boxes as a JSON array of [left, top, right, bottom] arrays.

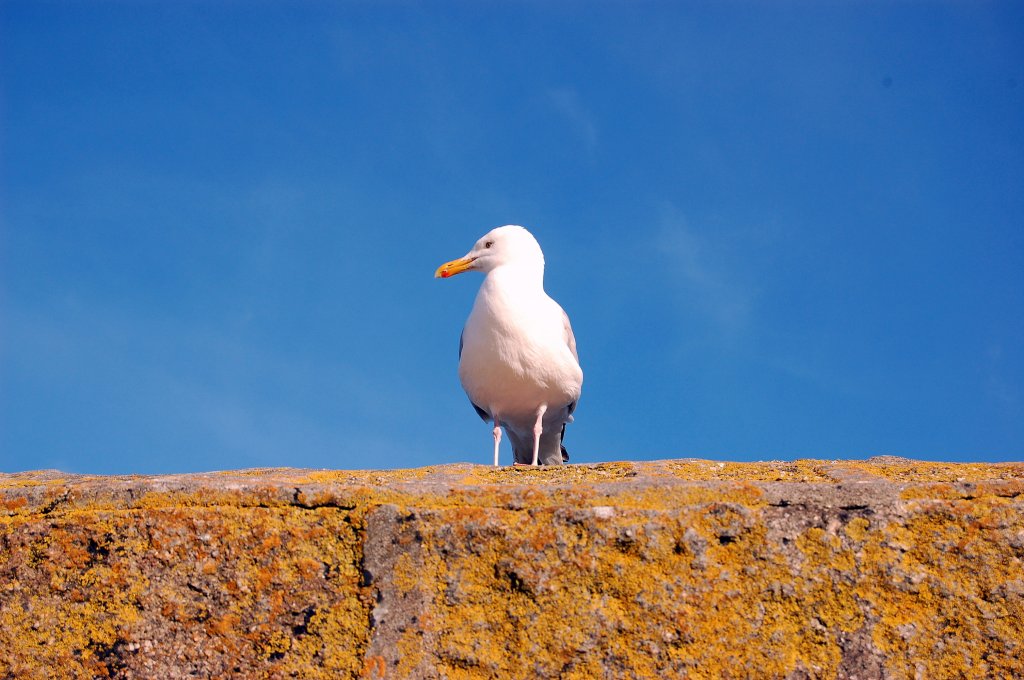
[[850, 460, 1024, 483], [0, 504, 371, 679], [666, 459, 836, 483], [1, 460, 1021, 678], [857, 499, 1024, 678], [388, 504, 878, 678]]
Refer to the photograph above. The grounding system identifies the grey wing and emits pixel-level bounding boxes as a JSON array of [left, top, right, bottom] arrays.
[[562, 310, 580, 416], [459, 328, 491, 422], [562, 310, 579, 363]]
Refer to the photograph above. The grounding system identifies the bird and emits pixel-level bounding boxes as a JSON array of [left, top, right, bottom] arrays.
[[435, 225, 583, 467]]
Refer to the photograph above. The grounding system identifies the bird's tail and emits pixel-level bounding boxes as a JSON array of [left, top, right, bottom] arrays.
[[560, 423, 569, 462], [507, 426, 566, 466]]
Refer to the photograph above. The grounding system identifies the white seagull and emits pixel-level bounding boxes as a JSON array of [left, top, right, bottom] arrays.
[[435, 225, 583, 467]]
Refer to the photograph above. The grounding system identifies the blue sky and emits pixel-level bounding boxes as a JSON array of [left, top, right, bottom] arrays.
[[2, 2, 1022, 473]]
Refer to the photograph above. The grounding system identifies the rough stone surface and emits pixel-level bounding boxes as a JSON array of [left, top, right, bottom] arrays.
[[1, 458, 1022, 679]]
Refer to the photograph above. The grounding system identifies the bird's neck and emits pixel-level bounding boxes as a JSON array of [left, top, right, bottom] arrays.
[[484, 263, 546, 297]]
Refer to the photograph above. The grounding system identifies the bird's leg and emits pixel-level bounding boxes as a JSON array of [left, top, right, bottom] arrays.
[[492, 417, 502, 467], [531, 404, 547, 467]]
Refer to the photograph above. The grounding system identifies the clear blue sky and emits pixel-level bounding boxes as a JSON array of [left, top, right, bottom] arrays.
[[2, 2, 1022, 473]]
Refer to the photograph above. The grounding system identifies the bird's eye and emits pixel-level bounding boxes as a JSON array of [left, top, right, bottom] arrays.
[[484, 240, 493, 249]]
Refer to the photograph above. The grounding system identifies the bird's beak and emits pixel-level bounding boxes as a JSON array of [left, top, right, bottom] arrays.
[[435, 256, 476, 278]]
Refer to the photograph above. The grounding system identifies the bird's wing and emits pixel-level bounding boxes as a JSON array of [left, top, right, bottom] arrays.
[[470, 400, 491, 421], [562, 309, 579, 363], [561, 309, 580, 416], [459, 328, 492, 422]]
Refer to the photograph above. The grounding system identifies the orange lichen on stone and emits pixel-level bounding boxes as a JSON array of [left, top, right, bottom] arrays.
[[361, 655, 387, 678], [848, 459, 1024, 483], [856, 498, 1024, 678], [482, 461, 641, 484], [381, 504, 876, 678], [0, 501, 371, 679], [899, 477, 1024, 501], [2, 496, 29, 511], [1, 459, 1021, 679], [665, 458, 836, 483]]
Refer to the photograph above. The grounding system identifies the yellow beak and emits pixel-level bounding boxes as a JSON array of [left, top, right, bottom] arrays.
[[435, 256, 476, 278]]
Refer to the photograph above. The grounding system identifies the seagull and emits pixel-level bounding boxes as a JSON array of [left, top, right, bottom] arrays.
[[435, 225, 583, 467]]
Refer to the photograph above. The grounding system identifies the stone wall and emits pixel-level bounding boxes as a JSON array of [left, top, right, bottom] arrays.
[[2, 458, 1022, 679]]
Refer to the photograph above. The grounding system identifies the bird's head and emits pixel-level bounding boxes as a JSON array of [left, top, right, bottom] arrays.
[[435, 225, 544, 278]]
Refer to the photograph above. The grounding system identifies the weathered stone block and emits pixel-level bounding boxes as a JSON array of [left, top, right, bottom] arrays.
[[2, 459, 1022, 678]]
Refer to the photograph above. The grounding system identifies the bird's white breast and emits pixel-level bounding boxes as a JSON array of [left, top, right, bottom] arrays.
[[458, 271, 582, 421]]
